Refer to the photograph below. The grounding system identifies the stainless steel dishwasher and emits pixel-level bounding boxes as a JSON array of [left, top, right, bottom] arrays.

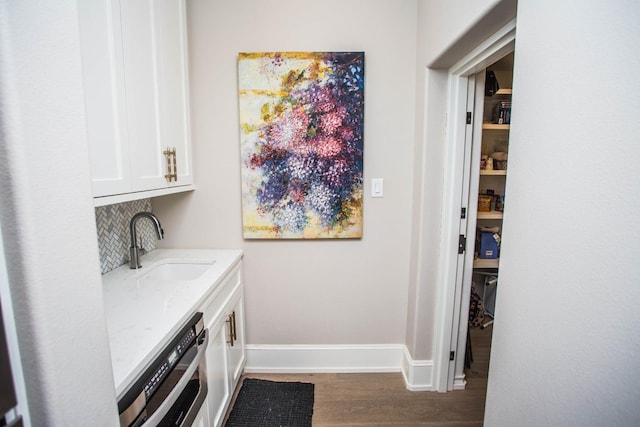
[[118, 312, 208, 427]]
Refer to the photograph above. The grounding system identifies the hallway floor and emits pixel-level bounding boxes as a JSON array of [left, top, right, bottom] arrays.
[[226, 324, 492, 426]]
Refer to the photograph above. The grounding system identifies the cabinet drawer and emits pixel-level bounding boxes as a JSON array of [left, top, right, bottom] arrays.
[[202, 262, 242, 327]]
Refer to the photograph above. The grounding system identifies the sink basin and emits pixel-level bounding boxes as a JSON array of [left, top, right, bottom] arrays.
[[140, 261, 215, 281]]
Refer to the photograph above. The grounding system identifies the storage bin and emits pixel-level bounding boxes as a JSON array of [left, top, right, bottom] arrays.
[[493, 101, 511, 124], [478, 195, 492, 212], [477, 230, 499, 259], [491, 152, 508, 170]]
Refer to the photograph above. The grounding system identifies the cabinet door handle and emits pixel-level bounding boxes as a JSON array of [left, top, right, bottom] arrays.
[[226, 313, 235, 347], [231, 311, 237, 342], [164, 147, 172, 182], [163, 147, 177, 182], [172, 147, 177, 182]]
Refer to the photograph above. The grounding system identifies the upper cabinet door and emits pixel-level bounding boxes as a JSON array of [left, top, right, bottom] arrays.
[[80, 0, 193, 202], [156, 0, 193, 186], [121, 0, 193, 192], [120, 0, 164, 192], [78, 0, 131, 197]]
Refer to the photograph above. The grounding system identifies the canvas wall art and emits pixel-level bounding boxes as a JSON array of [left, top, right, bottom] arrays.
[[238, 52, 365, 239]]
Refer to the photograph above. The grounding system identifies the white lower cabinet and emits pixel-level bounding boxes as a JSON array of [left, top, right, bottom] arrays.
[[225, 294, 246, 389], [199, 262, 246, 427], [205, 314, 232, 426]]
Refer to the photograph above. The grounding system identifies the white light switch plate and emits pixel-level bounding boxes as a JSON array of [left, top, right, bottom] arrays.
[[371, 178, 384, 198]]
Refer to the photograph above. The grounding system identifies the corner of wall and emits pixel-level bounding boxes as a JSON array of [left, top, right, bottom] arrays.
[[401, 346, 435, 391]]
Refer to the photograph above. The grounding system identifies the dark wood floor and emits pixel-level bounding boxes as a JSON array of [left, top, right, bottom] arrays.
[[225, 324, 492, 426]]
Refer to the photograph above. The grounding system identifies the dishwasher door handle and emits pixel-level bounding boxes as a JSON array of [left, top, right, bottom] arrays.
[[142, 329, 209, 426]]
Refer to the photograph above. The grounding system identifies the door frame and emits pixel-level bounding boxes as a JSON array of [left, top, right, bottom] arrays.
[[447, 72, 485, 391], [432, 19, 516, 392]]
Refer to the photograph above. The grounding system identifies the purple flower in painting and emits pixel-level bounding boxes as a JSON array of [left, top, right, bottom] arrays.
[[286, 155, 315, 180], [318, 107, 346, 135], [313, 136, 342, 158], [265, 106, 309, 151], [306, 182, 339, 225], [272, 203, 306, 233], [323, 158, 349, 188]]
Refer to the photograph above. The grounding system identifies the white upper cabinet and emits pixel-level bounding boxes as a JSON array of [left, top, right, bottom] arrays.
[[78, 0, 131, 197], [79, 0, 194, 204]]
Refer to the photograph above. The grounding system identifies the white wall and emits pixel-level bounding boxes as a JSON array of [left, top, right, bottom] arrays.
[[0, 1, 118, 425], [418, 0, 516, 68], [418, 0, 500, 66], [485, 1, 640, 425], [154, 0, 418, 346]]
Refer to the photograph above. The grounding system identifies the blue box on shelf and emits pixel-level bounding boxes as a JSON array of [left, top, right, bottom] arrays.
[[478, 231, 499, 259]]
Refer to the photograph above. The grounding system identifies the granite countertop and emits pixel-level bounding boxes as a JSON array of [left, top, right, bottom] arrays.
[[101, 248, 243, 398]]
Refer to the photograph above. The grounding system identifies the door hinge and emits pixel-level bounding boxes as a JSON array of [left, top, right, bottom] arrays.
[[450, 351, 455, 361], [466, 112, 472, 124], [458, 235, 466, 254], [461, 207, 467, 219]]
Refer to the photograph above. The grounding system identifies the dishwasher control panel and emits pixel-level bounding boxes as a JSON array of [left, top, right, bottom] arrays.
[[143, 327, 196, 399]]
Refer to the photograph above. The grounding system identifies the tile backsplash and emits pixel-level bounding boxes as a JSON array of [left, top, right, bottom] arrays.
[[95, 199, 159, 274]]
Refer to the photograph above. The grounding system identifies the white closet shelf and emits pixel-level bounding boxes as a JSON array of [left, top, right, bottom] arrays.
[[482, 123, 510, 130], [479, 170, 507, 176], [473, 258, 500, 269], [477, 210, 503, 220], [495, 88, 512, 95]]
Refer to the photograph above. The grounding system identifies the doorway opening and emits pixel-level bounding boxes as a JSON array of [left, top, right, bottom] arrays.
[[431, 19, 516, 393], [452, 52, 515, 391]]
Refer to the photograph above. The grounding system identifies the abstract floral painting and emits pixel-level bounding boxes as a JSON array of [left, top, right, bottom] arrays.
[[238, 52, 364, 239]]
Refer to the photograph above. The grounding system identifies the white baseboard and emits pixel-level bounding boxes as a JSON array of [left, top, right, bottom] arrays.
[[453, 374, 467, 390], [401, 347, 435, 391], [244, 344, 435, 391], [245, 344, 404, 373]]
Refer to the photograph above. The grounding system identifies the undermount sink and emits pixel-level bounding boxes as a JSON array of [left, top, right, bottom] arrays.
[[139, 261, 215, 281]]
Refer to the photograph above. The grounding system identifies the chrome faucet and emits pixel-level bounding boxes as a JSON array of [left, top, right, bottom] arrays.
[[129, 212, 164, 269]]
